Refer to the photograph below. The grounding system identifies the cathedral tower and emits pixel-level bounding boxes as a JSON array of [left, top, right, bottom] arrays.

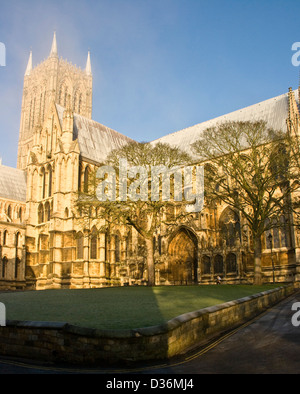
[[17, 32, 93, 169]]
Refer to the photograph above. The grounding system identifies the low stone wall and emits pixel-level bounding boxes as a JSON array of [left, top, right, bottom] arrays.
[[0, 284, 295, 365]]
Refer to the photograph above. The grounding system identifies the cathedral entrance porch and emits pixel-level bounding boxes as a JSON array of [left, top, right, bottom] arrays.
[[164, 227, 198, 285]]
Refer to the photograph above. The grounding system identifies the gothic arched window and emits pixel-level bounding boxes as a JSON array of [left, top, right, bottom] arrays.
[[78, 162, 83, 192], [15, 257, 21, 279], [41, 167, 46, 199], [90, 229, 97, 259], [214, 254, 223, 274], [48, 166, 53, 197], [202, 255, 211, 275], [45, 202, 51, 222], [219, 208, 241, 247], [280, 215, 290, 247], [38, 203, 44, 224], [18, 207, 23, 223], [7, 205, 12, 220], [265, 215, 291, 250], [84, 166, 90, 193]]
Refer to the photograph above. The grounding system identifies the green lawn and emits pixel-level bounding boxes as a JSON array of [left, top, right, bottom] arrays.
[[0, 284, 279, 330]]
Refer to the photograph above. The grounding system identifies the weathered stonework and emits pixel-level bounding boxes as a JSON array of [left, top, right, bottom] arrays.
[[0, 34, 300, 291]]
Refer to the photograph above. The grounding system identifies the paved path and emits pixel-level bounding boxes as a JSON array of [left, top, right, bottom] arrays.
[[0, 291, 300, 374]]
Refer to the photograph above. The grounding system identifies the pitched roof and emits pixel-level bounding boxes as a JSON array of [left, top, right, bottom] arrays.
[[0, 165, 27, 202], [151, 90, 298, 157], [56, 104, 135, 164]]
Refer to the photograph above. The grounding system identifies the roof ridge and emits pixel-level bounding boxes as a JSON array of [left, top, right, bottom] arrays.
[[151, 90, 292, 143]]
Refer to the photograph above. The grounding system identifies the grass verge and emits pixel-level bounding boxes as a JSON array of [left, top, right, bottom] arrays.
[[0, 284, 280, 330]]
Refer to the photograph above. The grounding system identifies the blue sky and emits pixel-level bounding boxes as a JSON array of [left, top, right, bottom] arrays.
[[0, 0, 299, 167]]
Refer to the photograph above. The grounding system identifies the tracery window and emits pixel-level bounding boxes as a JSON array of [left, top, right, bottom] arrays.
[[219, 208, 241, 247], [214, 254, 223, 274], [202, 255, 211, 275], [265, 215, 290, 249]]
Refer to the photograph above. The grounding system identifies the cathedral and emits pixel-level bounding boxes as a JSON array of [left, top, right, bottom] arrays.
[[1, 33, 300, 290]]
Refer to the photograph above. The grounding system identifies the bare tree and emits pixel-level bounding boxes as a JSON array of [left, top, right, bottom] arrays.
[[192, 120, 296, 284], [76, 141, 195, 286]]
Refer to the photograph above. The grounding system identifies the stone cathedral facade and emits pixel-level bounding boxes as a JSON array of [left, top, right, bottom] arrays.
[[1, 33, 300, 290]]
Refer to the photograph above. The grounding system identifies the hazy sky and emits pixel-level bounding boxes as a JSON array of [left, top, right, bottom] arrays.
[[0, 0, 299, 167]]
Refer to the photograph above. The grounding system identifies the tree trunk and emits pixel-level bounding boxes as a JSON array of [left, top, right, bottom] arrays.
[[145, 237, 155, 286], [253, 236, 262, 285]]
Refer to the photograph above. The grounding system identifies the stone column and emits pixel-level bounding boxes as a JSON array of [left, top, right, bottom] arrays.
[[82, 230, 90, 288], [110, 235, 116, 279], [99, 233, 106, 280]]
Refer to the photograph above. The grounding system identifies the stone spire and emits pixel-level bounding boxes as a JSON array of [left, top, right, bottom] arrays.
[[85, 51, 92, 75], [49, 31, 58, 58], [25, 50, 32, 76]]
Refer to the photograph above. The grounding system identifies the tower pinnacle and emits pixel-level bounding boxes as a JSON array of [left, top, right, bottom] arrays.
[[85, 51, 92, 75], [49, 31, 58, 58], [25, 50, 32, 76]]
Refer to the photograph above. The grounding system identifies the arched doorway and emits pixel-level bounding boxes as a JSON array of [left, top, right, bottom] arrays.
[[168, 227, 198, 284]]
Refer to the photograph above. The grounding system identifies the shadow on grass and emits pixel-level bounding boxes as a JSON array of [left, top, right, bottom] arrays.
[[0, 284, 282, 364], [0, 286, 167, 330]]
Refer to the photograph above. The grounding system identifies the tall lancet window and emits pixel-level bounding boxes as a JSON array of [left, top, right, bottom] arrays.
[[84, 166, 90, 193], [90, 229, 97, 259], [48, 166, 53, 197], [41, 167, 46, 199]]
